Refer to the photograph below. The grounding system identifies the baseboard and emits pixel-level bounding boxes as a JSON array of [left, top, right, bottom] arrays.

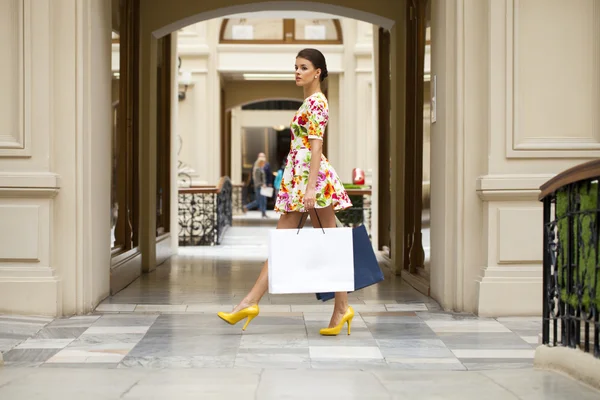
[[476, 273, 541, 316], [400, 270, 430, 296], [535, 346, 600, 391], [110, 248, 142, 295], [0, 278, 60, 316], [156, 233, 172, 266]]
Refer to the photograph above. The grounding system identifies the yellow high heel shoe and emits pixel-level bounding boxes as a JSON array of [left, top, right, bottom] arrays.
[[319, 306, 355, 336], [217, 305, 259, 331]]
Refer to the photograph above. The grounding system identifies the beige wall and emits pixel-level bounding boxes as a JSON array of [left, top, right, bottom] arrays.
[[0, 0, 112, 316]]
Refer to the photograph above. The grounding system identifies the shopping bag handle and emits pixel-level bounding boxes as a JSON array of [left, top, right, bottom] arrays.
[[297, 209, 325, 235]]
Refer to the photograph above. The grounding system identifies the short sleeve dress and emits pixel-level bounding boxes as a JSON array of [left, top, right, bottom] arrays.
[[274, 92, 352, 214]]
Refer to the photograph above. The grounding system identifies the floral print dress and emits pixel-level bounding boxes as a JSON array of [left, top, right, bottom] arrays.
[[274, 92, 352, 214]]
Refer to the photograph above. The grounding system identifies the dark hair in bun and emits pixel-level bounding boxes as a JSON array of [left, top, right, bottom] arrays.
[[297, 48, 328, 82]]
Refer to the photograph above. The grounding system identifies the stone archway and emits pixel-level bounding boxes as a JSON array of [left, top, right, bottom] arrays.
[[134, 0, 413, 310]]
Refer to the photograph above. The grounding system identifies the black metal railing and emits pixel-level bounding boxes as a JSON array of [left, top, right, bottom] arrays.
[[540, 160, 600, 358], [232, 183, 244, 215], [178, 177, 232, 246], [337, 189, 372, 237]]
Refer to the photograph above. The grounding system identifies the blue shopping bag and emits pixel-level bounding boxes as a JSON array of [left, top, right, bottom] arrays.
[[315, 224, 384, 301]]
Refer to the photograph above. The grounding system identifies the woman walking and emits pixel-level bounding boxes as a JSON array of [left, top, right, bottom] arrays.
[[243, 156, 268, 218], [218, 48, 353, 335]]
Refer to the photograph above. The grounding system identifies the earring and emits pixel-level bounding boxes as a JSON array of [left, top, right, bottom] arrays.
[[314, 76, 317, 79]]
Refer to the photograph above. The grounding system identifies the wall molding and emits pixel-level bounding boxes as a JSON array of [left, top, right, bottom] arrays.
[[0, 0, 31, 156], [506, 0, 600, 158], [0, 172, 60, 198], [0, 172, 61, 188], [476, 173, 553, 201]]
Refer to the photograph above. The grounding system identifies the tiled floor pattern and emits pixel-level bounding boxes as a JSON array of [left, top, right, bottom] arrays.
[[1, 367, 599, 399], [1, 213, 540, 371], [1, 213, 598, 397], [1, 309, 542, 371]]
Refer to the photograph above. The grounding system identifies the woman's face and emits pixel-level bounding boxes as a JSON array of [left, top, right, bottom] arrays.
[[295, 57, 319, 87]]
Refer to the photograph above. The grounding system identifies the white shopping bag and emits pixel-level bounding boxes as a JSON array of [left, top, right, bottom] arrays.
[[260, 186, 274, 198], [268, 227, 355, 294]]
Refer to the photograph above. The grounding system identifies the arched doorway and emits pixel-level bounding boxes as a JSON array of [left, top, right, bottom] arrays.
[[111, 0, 451, 312], [135, 0, 406, 276]]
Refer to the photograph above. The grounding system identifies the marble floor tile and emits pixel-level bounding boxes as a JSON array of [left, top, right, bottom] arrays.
[[2, 349, 61, 363], [0, 367, 36, 386], [360, 311, 417, 317], [385, 303, 428, 311], [233, 352, 311, 369], [119, 355, 236, 369], [134, 304, 188, 312], [425, 320, 512, 333], [0, 367, 148, 399], [3, 361, 45, 368], [46, 349, 127, 364], [95, 303, 136, 312], [15, 339, 74, 349], [480, 369, 600, 399], [290, 305, 340, 312], [373, 369, 520, 399], [451, 349, 535, 359], [377, 338, 455, 358], [0, 338, 21, 352], [128, 339, 240, 358], [68, 315, 101, 321], [348, 304, 387, 312], [437, 332, 533, 349], [256, 369, 390, 399], [520, 335, 540, 344], [83, 326, 151, 335], [186, 304, 238, 313], [241, 315, 305, 326], [310, 358, 390, 370], [309, 346, 383, 359], [366, 323, 438, 340], [361, 315, 422, 324], [239, 333, 308, 349], [45, 319, 97, 328], [123, 368, 260, 398], [32, 327, 89, 339], [462, 361, 534, 370], [41, 362, 120, 369], [385, 357, 466, 371], [0, 315, 53, 325]]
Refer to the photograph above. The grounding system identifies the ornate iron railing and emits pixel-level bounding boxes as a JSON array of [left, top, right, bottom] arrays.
[[178, 177, 232, 246], [337, 188, 372, 237], [540, 160, 600, 358], [232, 183, 244, 215]]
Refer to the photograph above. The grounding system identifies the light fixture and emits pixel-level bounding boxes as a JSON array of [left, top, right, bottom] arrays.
[[178, 56, 193, 101], [178, 71, 192, 101], [242, 73, 295, 81]]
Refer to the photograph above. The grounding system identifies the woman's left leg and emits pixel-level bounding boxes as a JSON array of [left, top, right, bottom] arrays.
[[259, 192, 267, 217], [307, 205, 350, 329]]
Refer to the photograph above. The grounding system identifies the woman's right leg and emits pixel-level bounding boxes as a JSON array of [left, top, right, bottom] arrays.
[[232, 211, 306, 312], [259, 193, 267, 216]]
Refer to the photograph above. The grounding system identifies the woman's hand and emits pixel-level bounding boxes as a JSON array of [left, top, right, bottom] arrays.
[[304, 187, 316, 210]]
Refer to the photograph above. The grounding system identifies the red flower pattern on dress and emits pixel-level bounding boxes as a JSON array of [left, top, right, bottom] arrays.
[[273, 92, 352, 214]]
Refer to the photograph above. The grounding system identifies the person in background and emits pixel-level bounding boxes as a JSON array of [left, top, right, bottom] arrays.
[[273, 157, 286, 200], [258, 152, 273, 187], [243, 155, 268, 218]]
